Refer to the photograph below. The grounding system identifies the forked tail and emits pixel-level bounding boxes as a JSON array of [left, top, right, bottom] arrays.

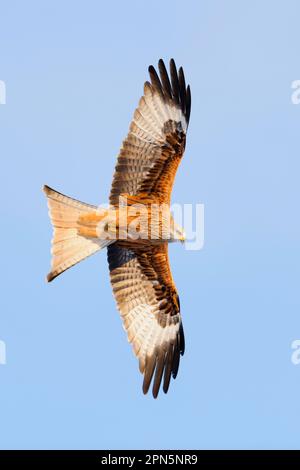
[[43, 185, 113, 282]]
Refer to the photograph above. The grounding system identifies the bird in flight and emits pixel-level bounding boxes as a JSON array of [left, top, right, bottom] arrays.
[[43, 59, 191, 398]]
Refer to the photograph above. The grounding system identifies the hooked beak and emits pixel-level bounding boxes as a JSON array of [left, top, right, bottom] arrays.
[[179, 231, 186, 243]]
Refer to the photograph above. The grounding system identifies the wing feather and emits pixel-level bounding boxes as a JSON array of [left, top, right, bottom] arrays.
[[158, 59, 173, 100], [107, 59, 189, 397], [110, 59, 191, 205], [107, 242, 184, 398]]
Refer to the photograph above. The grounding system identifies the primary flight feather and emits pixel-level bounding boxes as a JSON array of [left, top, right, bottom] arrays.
[[44, 59, 191, 398]]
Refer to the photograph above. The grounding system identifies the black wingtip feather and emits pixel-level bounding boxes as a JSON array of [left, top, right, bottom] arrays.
[[186, 85, 191, 124], [169, 58, 180, 106], [148, 59, 191, 126], [172, 345, 180, 379], [179, 322, 185, 355], [148, 65, 164, 97], [179, 67, 187, 114], [143, 354, 156, 395], [163, 344, 174, 394], [152, 351, 167, 398], [158, 59, 172, 100], [142, 321, 185, 398]]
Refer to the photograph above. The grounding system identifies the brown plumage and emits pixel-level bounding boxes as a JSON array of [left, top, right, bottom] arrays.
[[110, 59, 191, 206], [43, 59, 191, 397], [107, 243, 185, 397]]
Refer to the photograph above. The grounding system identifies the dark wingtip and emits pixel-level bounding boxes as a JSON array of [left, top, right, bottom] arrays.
[[141, 322, 185, 397], [148, 64, 163, 96], [170, 58, 176, 67], [179, 323, 185, 355], [142, 374, 151, 395], [158, 59, 172, 100], [148, 59, 191, 125], [46, 272, 54, 282], [186, 85, 191, 125], [43, 184, 51, 195]]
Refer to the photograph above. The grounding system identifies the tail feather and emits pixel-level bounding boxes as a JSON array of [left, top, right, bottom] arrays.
[[43, 185, 112, 282]]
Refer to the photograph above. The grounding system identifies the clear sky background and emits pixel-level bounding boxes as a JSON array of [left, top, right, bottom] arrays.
[[0, 0, 300, 450]]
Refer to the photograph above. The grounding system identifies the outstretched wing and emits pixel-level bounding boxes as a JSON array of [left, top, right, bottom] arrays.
[[110, 59, 191, 206], [107, 242, 185, 398]]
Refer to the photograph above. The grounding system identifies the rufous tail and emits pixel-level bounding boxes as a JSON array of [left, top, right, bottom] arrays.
[[43, 185, 113, 282]]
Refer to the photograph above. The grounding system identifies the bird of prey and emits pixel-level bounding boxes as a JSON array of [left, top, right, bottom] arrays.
[[43, 59, 191, 398]]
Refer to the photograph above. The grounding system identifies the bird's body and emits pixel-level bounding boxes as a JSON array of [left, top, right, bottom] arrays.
[[44, 59, 191, 397]]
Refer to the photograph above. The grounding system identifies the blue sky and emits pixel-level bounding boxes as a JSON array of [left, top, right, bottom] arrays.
[[0, 0, 300, 449]]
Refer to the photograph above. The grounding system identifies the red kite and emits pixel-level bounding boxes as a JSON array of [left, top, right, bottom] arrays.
[[44, 59, 191, 397]]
